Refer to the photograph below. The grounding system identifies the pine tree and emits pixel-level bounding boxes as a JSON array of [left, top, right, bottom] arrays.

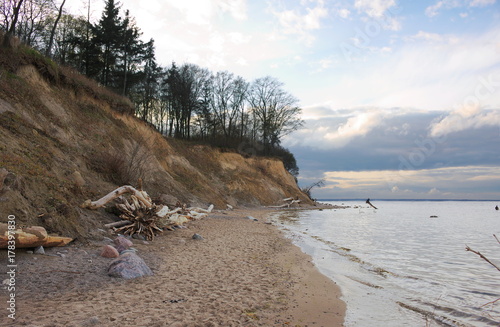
[[93, 0, 122, 87]]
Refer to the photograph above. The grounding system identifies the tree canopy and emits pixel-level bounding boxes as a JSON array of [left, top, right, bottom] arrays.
[[0, 0, 303, 176]]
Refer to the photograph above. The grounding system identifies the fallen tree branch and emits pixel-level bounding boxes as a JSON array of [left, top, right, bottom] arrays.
[[465, 245, 500, 272], [81, 185, 152, 209], [268, 199, 301, 208], [481, 297, 500, 308], [104, 220, 133, 228], [494, 234, 500, 246]]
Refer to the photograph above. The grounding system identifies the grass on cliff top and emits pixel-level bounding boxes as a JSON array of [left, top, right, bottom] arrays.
[[0, 34, 134, 115]]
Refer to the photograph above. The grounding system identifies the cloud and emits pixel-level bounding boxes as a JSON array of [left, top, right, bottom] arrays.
[[218, 0, 247, 20], [285, 107, 500, 179], [326, 27, 500, 111], [425, 0, 497, 17], [270, 0, 328, 45], [469, 0, 497, 7], [159, 0, 247, 24], [354, 0, 397, 18], [286, 108, 390, 149], [429, 107, 500, 137], [336, 8, 351, 19], [307, 166, 500, 199]]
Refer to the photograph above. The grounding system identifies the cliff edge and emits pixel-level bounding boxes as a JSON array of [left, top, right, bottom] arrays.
[[0, 45, 311, 241]]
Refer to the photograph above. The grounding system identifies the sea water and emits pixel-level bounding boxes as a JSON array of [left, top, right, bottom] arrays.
[[270, 201, 500, 327]]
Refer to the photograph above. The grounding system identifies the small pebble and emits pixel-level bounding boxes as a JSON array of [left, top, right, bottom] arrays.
[[192, 233, 204, 240]]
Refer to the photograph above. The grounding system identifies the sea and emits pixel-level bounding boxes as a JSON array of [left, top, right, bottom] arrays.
[[269, 200, 500, 327]]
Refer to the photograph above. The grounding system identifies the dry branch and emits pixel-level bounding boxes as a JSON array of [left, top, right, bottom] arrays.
[[104, 220, 133, 228], [465, 245, 500, 272], [81, 185, 152, 210], [269, 198, 301, 208], [82, 185, 212, 240]]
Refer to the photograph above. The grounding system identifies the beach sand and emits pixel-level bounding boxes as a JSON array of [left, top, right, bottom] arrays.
[[0, 207, 345, 326]]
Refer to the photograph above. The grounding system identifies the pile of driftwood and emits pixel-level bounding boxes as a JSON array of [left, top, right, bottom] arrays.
[[81, 185, 213, 240]]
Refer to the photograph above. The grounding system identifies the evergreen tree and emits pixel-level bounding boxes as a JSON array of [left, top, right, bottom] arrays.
[[92, 0, 122, 87], [117, 10, 144, 96]]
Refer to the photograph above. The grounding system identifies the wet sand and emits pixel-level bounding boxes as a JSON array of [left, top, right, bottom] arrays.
[[0, 207, 345, 326]]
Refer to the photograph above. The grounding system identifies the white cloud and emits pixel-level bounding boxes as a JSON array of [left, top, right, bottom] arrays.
[[354, 0, 397, 18], [315, 166, 500, 199], [218, 0, 247, 20], [469, 0, 497, 7], [271, 0, 328, 45], [328, 27, 500, 111], [425, 1, 447, 18], [337, 8, 351, 19], [227, 32, 251, 45], [426, 0, 497, 17], [428, 187, 441, 194], [285, 108, 389, 149], [411, 31, 444, 42], [160, 0, 247, 24], [429, 107, 500, 137]]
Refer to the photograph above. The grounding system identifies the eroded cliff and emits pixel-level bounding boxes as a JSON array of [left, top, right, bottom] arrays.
[[0, 47, 310, 240]]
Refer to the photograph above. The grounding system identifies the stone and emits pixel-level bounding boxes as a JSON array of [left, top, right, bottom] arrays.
[[100, 245, 119, 258], [192, 233, 204, 240], [107, 252, 153, 279], [80, 316, 100, 327], [34, 246, 45, 255], [246, 216, 258, 221], [113, 236, 133, 252]]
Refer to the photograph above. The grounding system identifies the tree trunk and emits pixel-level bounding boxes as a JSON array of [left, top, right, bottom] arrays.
[[46, 0, 67, 57], [2, 0, 24, 48]]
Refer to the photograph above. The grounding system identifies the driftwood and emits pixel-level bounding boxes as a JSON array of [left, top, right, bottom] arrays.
[[0, 223, 72, 249], [269, 198, 301, 208], [466, 235, 500, 308], [366, 198, 378, 209], [104, 220, 133, 229], [82, 185, 213, 241], [81, 185, 152, 210]]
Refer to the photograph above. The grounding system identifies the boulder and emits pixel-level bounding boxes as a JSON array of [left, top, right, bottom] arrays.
[[107, 252, 153, 279], [113, 236, 133, 253], [100, 245, 119, 258]]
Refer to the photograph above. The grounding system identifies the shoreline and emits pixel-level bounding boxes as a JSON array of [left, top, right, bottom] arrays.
[[0, 207, 345, 326]]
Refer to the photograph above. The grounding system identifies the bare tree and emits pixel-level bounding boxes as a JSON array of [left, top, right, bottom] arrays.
[[17, 0, 53, 47], [2, 0, 24, 47], [45, 0, 65, 57], [247, 76, 303, 152], [301, 179, 325, 200]]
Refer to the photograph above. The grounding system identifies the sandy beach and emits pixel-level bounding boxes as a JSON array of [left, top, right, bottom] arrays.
[[1, 207, 345, 327]]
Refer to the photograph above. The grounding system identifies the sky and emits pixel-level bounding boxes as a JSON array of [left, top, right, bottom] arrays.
[[69, 0, 500, 200]]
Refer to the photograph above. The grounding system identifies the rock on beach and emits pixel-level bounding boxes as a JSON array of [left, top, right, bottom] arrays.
[[107, 252, 153, 279]]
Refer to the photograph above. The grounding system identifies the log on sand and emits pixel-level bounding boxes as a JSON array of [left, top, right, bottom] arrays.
[[0, 223, 72, 249]]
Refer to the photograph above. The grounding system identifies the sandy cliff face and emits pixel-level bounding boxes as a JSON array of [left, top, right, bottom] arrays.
[[0, 63, 310, 239]]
